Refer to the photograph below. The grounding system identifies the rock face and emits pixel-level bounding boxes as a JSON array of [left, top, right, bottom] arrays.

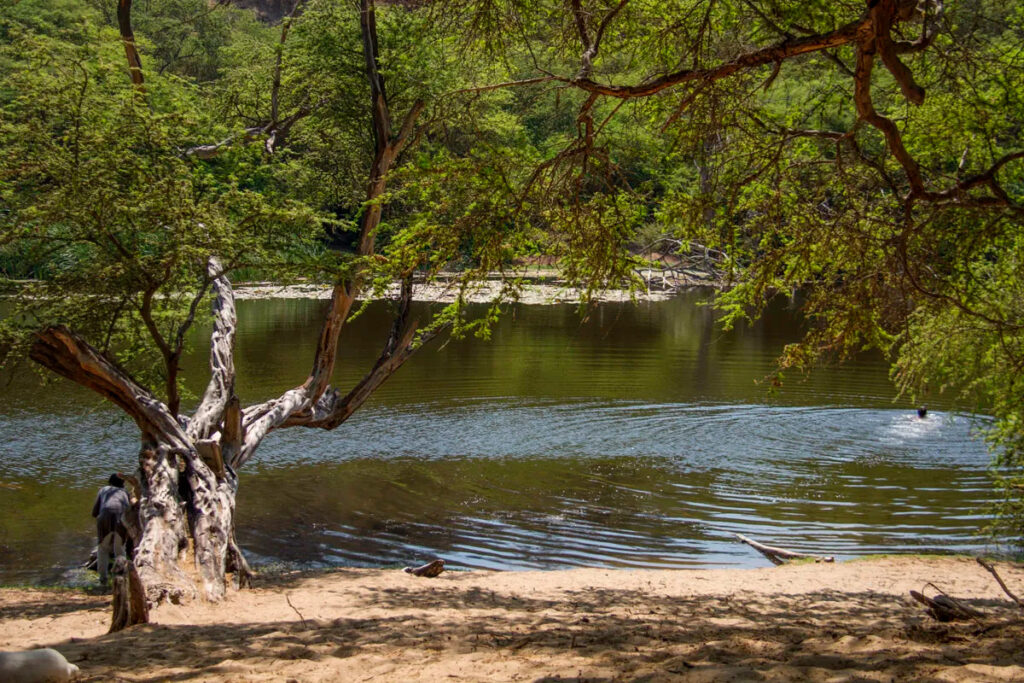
[[0, 648, 80, 683]]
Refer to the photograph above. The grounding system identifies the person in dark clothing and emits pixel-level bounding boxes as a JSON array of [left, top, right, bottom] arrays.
[[92, 474, 131, 586]]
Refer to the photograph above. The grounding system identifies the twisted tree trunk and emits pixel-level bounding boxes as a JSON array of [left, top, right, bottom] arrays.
[[26, 0, 432, 624], [31, 258, 427, 616], [30, 260, 243, 608]]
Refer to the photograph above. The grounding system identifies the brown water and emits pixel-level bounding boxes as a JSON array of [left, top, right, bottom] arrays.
[[0, 291, 994, 584]]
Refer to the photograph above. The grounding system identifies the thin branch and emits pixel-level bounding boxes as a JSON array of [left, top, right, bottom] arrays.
[[566, 15, 870, 98], [977, 558, 1024, 608], [452, 76, 556, 95], [135, 284, 181, 409]]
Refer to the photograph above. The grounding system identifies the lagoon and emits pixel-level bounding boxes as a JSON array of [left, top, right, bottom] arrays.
[[0, 291, 993, 584]]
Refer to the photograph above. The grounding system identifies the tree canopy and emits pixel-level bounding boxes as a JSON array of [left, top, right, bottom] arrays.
[[1, 0, 1023, 563]]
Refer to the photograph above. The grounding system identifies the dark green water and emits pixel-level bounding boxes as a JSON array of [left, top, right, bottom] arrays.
[[0, 291, 994, 583]]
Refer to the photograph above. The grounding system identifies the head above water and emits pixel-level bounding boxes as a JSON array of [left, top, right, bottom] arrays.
[[108, 473, 125, 488], [917, 406, 928, 419]]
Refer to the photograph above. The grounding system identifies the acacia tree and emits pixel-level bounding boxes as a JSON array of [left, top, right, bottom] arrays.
[[441, 0, 1024, 536], [1, 0, 513, 616]]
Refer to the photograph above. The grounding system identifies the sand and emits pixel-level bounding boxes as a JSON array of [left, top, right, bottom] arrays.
[[2, 556, 1024, 682]]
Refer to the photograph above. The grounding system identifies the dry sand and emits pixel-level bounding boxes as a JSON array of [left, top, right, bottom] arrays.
[[2, 556, 1024, 682]]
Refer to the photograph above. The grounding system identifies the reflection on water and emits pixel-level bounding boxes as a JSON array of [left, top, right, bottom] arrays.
[[0, 291, 994, 583]]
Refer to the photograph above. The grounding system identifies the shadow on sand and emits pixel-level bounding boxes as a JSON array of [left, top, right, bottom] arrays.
[[16, 570, 1024, 682]]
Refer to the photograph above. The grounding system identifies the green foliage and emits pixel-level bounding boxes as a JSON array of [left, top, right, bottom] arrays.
[[437, 0, 1024, 542], [2, 0, 1024, 541], [0, 7, 317, 393]]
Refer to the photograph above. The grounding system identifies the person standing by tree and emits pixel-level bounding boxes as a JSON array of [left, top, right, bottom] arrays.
[[91, 474, 131, 587]]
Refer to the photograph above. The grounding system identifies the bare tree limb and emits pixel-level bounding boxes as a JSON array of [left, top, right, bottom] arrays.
[[452, 76, 556, 95], [735, 533, 835, 564], [29, 326, 189, 448], [280, 279, 444, 433], [187, 257, 237, 442], [977, 558, 1024, 609]]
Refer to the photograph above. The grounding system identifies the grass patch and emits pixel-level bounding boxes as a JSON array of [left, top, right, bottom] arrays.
[[846, 552, 978, 563]]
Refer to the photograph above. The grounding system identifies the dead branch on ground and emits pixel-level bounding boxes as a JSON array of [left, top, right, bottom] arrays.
[[735, 533, 835, 565]]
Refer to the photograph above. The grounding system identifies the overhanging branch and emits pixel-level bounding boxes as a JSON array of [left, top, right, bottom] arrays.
[[29, 326, 189, 448]]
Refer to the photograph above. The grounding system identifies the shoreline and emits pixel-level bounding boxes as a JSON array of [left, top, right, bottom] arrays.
[[3, 556, 1023, 681], [232, 278, 700, 305], [2, 270, 725, 306], [227, 265, 726, 304]]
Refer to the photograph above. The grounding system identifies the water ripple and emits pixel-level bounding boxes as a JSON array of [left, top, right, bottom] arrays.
[[0, 295, 1000, 583]]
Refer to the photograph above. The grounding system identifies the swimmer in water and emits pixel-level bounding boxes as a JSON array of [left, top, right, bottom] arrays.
[[917, 406, 927, 419]]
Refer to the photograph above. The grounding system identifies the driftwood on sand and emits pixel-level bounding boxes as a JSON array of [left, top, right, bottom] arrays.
[[404, 559, 445, 578], [911, 559, 1024, 624], [734, 533, 835, 565], [910, 582, 987, 622]]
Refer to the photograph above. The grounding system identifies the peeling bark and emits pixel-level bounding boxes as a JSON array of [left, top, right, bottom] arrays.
[[134, 446, 195, 604], [30, 311, 242, 604], [183, 451, 231, 602], [187, 258, 236, 443]]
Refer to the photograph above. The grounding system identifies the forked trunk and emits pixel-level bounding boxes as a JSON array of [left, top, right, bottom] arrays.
[[28, 1, 433, 627], [125, 441, 249, 607]]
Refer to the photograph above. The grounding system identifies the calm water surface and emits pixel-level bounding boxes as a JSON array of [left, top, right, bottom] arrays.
[[0, 291, 994, 583]]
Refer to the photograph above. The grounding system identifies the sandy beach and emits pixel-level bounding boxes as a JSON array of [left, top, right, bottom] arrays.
[[2, 556, 1024, 682]]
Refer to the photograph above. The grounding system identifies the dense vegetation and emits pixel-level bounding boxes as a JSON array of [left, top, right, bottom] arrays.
[[1, 0, 1022, 564]]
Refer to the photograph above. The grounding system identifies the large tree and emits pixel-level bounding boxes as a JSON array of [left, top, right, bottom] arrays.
[[0, 0, 522, 617], [439, 0, 1024, 537], [4, 0, 1024, 622]]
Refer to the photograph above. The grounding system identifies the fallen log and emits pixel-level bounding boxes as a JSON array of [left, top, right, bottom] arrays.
[[735, 533, 834, 565], [404, 559, 445, 578], [910, 583, 985, 622]]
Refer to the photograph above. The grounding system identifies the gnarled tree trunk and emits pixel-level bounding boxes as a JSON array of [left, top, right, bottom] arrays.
[[27, 0, 433, 625], [30, 261, 245, 608]]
